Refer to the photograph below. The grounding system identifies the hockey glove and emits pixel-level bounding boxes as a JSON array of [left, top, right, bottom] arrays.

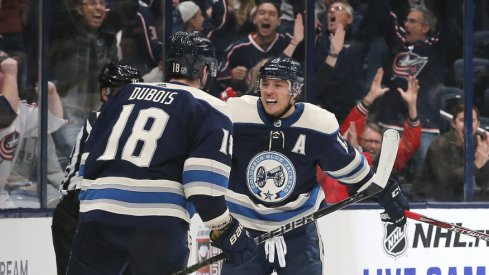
[[377, 179, 410, 227], [210, 216, 257, 266], [265, 236, 287, 267]]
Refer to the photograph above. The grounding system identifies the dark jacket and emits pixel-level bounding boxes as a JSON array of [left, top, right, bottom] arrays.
[[412, 131, 489, 201]]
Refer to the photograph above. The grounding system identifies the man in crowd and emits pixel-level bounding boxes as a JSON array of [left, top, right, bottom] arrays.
[[412, 104, 489, 201]]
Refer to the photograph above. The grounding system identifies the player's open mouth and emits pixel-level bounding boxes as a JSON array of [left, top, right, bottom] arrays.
[[266, 99, 277, 104], [261, 23, 271, 30], [330, 15, 336, 23]]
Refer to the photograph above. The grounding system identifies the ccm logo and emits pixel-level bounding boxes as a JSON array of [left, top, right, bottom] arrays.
[[229, 224, 244, 245], [391, 186, 401, 198]]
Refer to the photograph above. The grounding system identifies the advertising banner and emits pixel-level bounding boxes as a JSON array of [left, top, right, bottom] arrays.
[[319, 208, 489, 275], [0, 217, 56, 275], [190, 208, 489, 275], [1, 207, 487, 275]]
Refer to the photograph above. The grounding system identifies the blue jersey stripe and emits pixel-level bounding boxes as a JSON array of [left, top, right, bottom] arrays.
[[182, 170, 228, 188], [333, 154, 367, 180], [80, 189, 187, 205], [228, 186, 321, 222]]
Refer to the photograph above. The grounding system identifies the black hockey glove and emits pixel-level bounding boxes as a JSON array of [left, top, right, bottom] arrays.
[[377, 179, 410, 227], [210, 216, 257, 266]]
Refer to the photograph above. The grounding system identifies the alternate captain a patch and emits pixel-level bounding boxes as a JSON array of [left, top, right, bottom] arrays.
[[246, 151, 296, 203]]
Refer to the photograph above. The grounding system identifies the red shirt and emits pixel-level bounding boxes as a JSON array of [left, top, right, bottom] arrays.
[[319, 101, 421, 203]]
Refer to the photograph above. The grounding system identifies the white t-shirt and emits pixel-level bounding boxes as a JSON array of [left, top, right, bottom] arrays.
[[0, 100, 66, 207]]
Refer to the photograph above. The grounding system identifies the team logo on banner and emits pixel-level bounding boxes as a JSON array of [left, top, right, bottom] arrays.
[[246, 151, 296, 203], [0, 131, 20, 161], [382, 222, 408, 258]]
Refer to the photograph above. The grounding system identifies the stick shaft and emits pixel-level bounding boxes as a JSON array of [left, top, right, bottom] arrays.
[[404, 210, 489, 241], [174, 184, 383, 275]]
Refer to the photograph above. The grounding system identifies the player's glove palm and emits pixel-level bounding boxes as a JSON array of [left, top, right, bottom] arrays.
[[377, 179, 410, 227], [210, 216, 257, 266]]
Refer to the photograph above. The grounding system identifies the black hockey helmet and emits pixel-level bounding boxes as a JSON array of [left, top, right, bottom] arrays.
[[258, 57, 304, 96], [98, 62, 143, 96], [165, 31, 217, 82]]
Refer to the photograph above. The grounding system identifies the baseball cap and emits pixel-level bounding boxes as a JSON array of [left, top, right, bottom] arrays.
[[178, 1, 199, 23]]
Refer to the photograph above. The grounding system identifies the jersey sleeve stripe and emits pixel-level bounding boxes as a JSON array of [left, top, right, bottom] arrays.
[[184, 184, 228, 198], [184, 157, 231, 175], [326, 150, 363, 177], [183, 170, 228, 188], [327, 153, 368, 181], [183, 157, 231, 195]]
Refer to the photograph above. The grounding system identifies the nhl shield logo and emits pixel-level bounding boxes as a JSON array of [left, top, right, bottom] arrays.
[[382, 222, 408, 258], [246, 151, 296, 203]]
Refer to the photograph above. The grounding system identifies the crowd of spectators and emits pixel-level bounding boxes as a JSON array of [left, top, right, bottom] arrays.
[[1, 0, 489, 209]]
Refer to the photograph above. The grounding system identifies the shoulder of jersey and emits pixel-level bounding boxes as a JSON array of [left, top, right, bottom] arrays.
[[293, 103, 339, 134], [140, 82, 231, 117], [227, 95, 262, 124]]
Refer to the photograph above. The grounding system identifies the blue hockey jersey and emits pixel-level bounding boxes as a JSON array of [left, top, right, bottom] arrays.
[[226, 96, 374, 232], [78, 82, 233, 229]]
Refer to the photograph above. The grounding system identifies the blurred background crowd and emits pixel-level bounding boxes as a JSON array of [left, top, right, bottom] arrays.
[[1, 0, 489, 209]]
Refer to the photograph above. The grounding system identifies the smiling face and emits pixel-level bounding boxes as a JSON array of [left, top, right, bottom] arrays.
[[259, 78, 296, 118], [327, 2, 353, 33], [254, 2, 280, 39], [77, 0, 107, 31], [359, 126, 383, 161]]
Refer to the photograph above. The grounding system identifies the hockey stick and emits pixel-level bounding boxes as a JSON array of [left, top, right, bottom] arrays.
[[174, 129, 400, 275], [404, 210, 489, 242]]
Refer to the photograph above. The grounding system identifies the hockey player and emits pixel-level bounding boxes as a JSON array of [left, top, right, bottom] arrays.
[[52, 61, 143, 275], [66, 31, 257, 275], [224, 57, 409, 274]]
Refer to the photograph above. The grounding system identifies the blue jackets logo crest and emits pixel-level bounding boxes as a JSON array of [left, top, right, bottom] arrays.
[[246, 151, 296, 203], [393, 51, 428, 79]]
